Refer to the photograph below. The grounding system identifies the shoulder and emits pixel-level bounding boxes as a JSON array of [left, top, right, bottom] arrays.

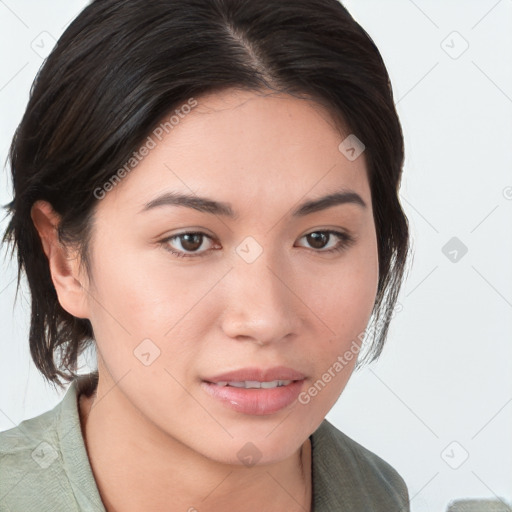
[[0, 393, 63, 453], [311, 419, 410, 511], [0, 400, 71, 511], [0, 391, 65, 468], [0, 375, 103, 512]]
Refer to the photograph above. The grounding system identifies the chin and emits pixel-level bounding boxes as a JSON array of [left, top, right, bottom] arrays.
[[201, 433, 304, 468]]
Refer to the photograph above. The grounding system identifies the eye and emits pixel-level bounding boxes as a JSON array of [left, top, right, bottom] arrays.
[[296, 230, 355, 254], [160, 232, 218, 258], [159, 229, 355, 259]]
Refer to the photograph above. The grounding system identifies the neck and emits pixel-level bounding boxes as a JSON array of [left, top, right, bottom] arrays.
[[78, 373, 312, 512]]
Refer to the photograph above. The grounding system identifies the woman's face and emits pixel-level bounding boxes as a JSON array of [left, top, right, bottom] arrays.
[[79, 89, 378, 464]]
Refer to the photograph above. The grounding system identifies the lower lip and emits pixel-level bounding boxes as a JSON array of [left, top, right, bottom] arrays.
[[201, 380, 305, 415]]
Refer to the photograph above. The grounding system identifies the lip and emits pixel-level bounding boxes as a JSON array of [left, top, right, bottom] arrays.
[[203, 366, 306, 383], [201, 380, 305, 415], [201, 366, 306, 415]]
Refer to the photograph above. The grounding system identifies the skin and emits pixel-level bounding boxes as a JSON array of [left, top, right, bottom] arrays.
[[31, 88, 379, 512]]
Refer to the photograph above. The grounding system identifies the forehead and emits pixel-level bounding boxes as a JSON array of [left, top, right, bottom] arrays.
[[99, 88, 370, 218]]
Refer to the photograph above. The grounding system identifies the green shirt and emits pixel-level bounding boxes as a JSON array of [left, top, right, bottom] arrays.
[[0, 374, 409, 511]]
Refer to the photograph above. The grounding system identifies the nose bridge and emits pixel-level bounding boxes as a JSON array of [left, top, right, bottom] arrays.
[[220, 241, 299, 343]]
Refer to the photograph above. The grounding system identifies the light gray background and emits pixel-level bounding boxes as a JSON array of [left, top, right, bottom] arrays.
[[1, 1, 511, 511]]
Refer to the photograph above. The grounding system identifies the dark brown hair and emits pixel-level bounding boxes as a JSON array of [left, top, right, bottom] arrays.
[[2, 0, 410, 390]]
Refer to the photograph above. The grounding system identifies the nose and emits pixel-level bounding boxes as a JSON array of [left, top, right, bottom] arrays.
[[219, 249, 302, 346]]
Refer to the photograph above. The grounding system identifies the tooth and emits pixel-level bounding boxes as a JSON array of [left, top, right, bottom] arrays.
[[215, 380, 294, 389], [228, 381, 246, 388]]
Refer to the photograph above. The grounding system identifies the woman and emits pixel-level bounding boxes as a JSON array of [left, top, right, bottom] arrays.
[[0, 0, 411, 510]]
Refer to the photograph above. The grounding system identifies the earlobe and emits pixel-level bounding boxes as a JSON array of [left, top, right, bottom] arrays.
[[30, 200, 90, 319]]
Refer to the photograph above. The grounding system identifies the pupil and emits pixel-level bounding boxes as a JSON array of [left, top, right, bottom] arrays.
[[308, 232, 327, 249], [181, 234, 202, 251]]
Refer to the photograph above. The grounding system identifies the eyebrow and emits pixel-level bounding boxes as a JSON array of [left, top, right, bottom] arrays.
[[140, 189, 366, 218]]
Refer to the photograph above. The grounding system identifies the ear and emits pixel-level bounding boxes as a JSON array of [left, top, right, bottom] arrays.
[[31, 200, 90, 319]]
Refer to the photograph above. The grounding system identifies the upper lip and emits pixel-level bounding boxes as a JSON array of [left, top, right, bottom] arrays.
[[203, 366, 306, 383]]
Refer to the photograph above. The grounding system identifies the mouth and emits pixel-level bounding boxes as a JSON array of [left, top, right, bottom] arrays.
[[200, 367, 306, 415], [202, 365, 306, 384], [210, 379, 295, 389]]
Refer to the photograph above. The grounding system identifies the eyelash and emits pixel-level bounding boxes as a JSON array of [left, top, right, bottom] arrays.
[[159, 230, 355, 259]]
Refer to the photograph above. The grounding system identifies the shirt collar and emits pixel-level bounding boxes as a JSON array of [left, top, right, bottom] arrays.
[[56, 374, 106, 511]]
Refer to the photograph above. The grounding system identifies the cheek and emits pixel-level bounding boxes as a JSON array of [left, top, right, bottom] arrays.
[[85, 244, 218, 367], [83, 240, 166, 362], [87, 239, 172, 321], [297, 237, 378, 398], [296, 258, 376, 420], [302, 247, 378, 338]]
